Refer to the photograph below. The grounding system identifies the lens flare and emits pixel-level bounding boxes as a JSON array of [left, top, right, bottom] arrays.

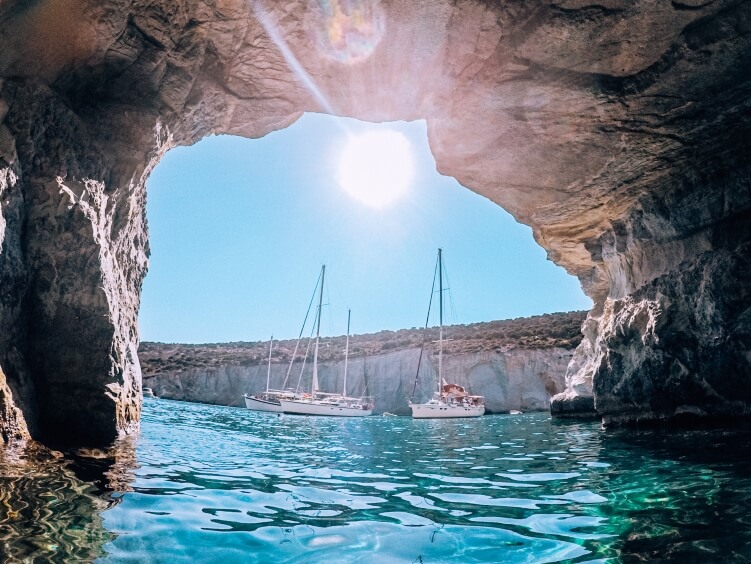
[[311, 0, 385, 64]]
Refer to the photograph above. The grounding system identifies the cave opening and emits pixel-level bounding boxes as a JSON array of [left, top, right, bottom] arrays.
[[0, 0, 747, 455], [139, 113, 591, 345]]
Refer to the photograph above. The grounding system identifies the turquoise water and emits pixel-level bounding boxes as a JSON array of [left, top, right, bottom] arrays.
[[2, 398, 751, 562]]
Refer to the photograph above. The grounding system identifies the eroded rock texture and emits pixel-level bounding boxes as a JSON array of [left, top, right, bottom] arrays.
[[0, 0, 750, 443]]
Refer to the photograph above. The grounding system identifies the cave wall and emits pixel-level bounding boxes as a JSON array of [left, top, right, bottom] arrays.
[[1, 0, 750, 444], [552, 166, 751, 422]]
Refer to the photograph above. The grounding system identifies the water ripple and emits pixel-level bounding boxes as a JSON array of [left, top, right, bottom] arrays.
[[95, 399, 751, 562], [4, 398, 751, 561]]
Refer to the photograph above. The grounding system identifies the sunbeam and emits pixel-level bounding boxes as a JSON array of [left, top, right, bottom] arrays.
[[252, 1, 338, 116]]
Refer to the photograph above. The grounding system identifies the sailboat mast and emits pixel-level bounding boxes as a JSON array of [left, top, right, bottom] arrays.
[[343, 308, 350, 397], [438, 248, 443, 396], [265, 335, 273, 394], [312, 265, 325, 395], [410, 257, 439, 402]]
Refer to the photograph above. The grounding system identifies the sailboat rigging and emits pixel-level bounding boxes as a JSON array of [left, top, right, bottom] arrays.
[[243, 335, 289, 412], [243, 268, 324, 413], [409, 248, 485, 418], [279, 265, 374, 417]]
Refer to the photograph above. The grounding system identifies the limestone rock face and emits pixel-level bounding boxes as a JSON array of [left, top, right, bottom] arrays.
[[1, 0, 750, 443], [552, 170, 751, 423], [144, 348, 571, 415]]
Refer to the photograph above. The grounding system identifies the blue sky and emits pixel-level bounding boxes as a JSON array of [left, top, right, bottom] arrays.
[[139, 113, 591, 343]]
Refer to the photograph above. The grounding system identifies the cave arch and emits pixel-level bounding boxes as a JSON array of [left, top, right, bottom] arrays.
[[1, 0, 750, 444]]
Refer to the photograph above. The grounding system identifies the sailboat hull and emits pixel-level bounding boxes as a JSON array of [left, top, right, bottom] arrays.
[[409, 402, 485, 419], [280, 399, 372, 417], [244, 394, 283, 413]]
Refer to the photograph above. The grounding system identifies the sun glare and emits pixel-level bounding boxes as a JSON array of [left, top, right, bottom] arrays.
[[338, 130, 414, 208]]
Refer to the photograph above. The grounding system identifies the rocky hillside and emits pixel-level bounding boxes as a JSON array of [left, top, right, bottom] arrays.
[[140, 312, 586, 414], [139, 311, 587, 376], [143, 347, 574, 416]]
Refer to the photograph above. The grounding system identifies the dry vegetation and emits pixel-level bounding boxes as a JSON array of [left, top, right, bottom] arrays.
[[139, 311, 587, 376]]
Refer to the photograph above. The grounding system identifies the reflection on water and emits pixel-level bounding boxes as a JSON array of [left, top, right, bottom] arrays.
[[601, 428, 751, 561], [2, 398, 751, 562], [0, 439, 136, 561]]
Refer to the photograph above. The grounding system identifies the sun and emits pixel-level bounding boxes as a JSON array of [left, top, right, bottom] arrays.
[[337, 130, 414, 208]]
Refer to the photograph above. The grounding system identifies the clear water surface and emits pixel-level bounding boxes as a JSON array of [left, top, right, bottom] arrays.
[[2, 397, 751, 562]]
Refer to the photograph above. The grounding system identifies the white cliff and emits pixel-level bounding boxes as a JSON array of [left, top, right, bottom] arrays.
[[144, 347, 572, 415]]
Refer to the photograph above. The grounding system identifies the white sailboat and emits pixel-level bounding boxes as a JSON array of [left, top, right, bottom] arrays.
[[243, 268, 326, 413], [243, 336, 287, 412], [280, 266, 373, 417], [409, 249, 485, 419]]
